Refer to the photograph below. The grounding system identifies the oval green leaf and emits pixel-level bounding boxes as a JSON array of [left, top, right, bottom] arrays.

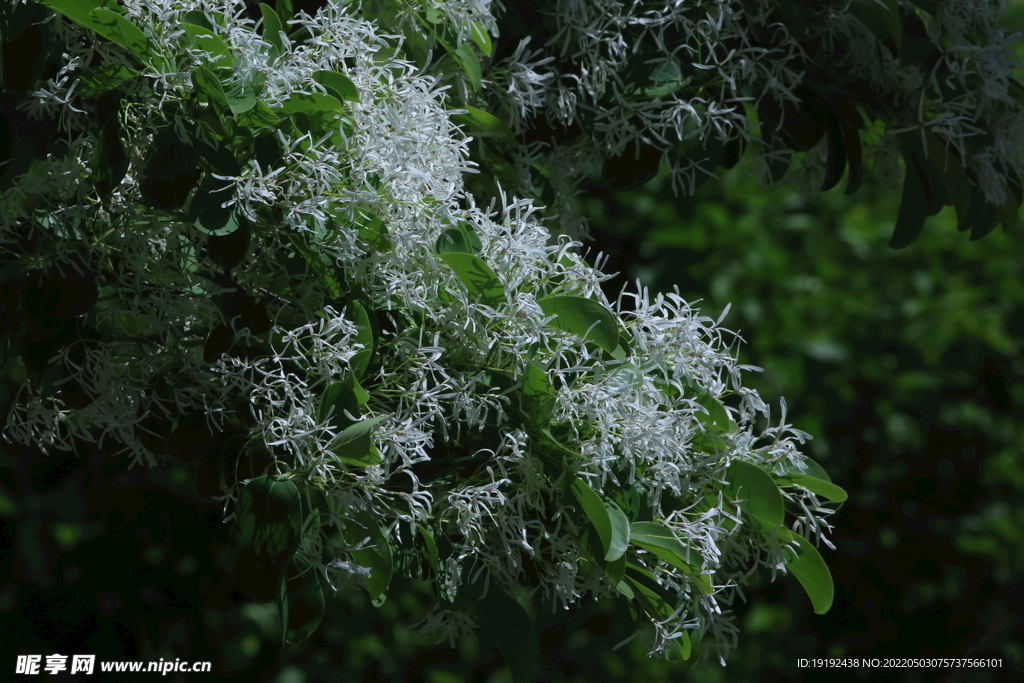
[[570, 478, 628, 562], [182, 23, 234, 67], [436, 227, 472, 254], [778, 528, 834, 614], [319, 380, 362, 432], [283, 571, 325, 644], [277, 92, 343, 117], [312, 70, 360, 103], [88, 8, 151, 61], [469, 22, 492, 56], [327, 414, 388, 467], [449, 105, 515, 144], [236, 100, 280, 129], [191, 66, 229, 111], [234, 475, 302, 556], [781, 473, 848, 503], [349, 300, 376, 379], [726, 460, 785, 534], [695, 392, 737, 434], [259, 3, 285, 55], [478, 589, 539, 683], [438, 252, 505, 306], [629, 521, 712, 594], [537, 295, 619, 354], [78, 63, 139, 99], [418, 525, 439, 569], [450, 42, 482, 91], [347, 510, 392, 602], [522, 361, 554, 404], [799, 457, 832, 483]]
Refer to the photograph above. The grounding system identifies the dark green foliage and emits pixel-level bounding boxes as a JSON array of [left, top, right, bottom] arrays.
[[604, 144, 662, 191], [138, 125, 203, 210]]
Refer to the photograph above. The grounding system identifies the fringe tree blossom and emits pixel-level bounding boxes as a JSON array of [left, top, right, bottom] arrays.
[[474, 0, 1024, 240], [0, 0, 889, 664]]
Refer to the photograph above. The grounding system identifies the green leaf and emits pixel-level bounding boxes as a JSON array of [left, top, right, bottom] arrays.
[[38, 0, 117, 34], [276, 92, 343, 117], [78, 63, 138, 98], [996, 168, 1022, 232], [87, 8, 150, 60], [234, 475, 302, 556], [346, 509, 392, 602], [419, 525, 439, 570], [459, 221, 483, 252], [436, 227, 472, 254], [781, 473, 849, 503], [537, 295, 618, 354], [356, 212, 391, 252], [889, 153, 927, 249], [438, 252, 505, 306], [182, 9, 213, 30], [189, 172, 239, 236], [800, 457, 832, 482], [639, 57, 692, 99], [192, 66, 229, 111], [604, 501, 630, 563], [451, 42, 482, 91], [436, 221, 482, 255], [236, 100, 279, 129], [726, 460, 785, 534], [282, 570, 325, 644], [327, 414, 388, 467], [349, 300, 376, 379], [604, 553, 626, 586], [284, 233, 342, 298], [223, 71, 263, 115], [181, 23, 234, 67], [629, 522, 712, 595], [778, 528, 834, 614], [319, 379, 363, 432], [522, 361, 554, 404], [469, 21, 492, 56], [571, 477, 611, 555], [259, 3, 285, 55], [848, 0, 902, 57], [478, 589, 539, 683], [623, 565, 693, 660], [449, 105, 515, 144], [694, 392, 737, 434], [570, 478, 628, 562], [312, 70, 359, 103]]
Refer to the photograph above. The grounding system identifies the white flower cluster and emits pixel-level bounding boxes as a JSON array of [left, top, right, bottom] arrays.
[[476, 0, 1024, 238], [0, 0, 835, 662]]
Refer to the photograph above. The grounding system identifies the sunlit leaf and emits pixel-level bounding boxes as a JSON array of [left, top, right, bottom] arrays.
[[449, 105, 515, 144], [630, 522, 712, 594], [726, 460, 784, 534], [181, 23, 234, 67], [537, 295, 618, 354], [327, 414, 388, 467], [438, 252, 505, 306], [312, 70, 359, 103], [469, 21, 492, 56], [571, 478, 629, 562]]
